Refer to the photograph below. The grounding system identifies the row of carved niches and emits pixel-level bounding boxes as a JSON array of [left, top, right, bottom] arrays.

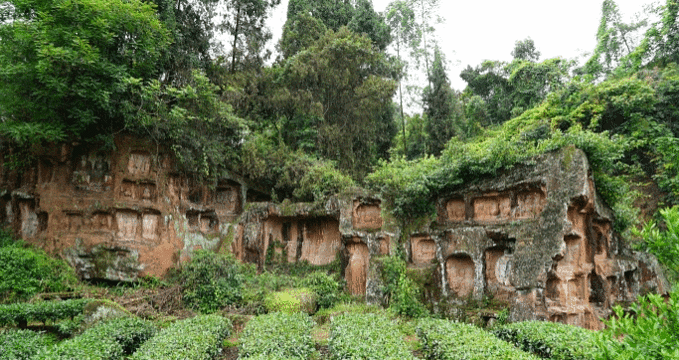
[[63, 208, 164, 246], [439, 186, 547, 224], [186, 210, 219, 234], [168, 176, 242, 215], [352, 199, 383, 230]]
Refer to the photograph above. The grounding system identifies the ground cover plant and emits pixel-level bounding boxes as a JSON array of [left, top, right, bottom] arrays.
[[0, 329, 55, 360], [417, 318, 539, 360], [0, 299, 91, 327], [328, 312, 415, 360], [32, 316, 157, 359], [130, 314, 231, 360], [239, 312, 316, 359], [493, 320, 598, 359], [594, 292, 679, 359]]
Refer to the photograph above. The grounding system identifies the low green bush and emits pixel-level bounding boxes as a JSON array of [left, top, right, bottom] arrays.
[[328, 313, 415, 360], [594, 292, 679, 359], [0, 299, 91, 326], [0, 240, 78, 303], [417, 319, 539, 360], [313, 302, 381, 325], [239, 312, 316, 359], [379, 256, 428, 318], [264, 288, 316, 314], [632, 206, 679, 282], [302, 271, 345, 310], [493, 321, 597, 359], [178, 250, 245, 314], [33, 316, 157, 359], [130, 314, 231, 360], [0, 329, 55, 360]]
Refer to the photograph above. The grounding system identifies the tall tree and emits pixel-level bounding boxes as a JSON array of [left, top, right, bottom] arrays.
[[511, 38, 541, 62], [423, 48, 455, 156], [0, 0, 170, 142], [221, 0, 281, 73], [386, 0, 418, 155], [283, 27, 397, 176], [348, 0, 392, 51], [412, 0, 442, 84]]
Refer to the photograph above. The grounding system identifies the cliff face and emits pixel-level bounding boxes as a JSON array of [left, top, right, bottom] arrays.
[[1, 138, 668, 329], [0, 136, 255, 281]]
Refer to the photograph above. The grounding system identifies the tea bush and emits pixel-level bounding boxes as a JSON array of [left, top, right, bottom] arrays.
[[178, 250, 245, 313], [594, 292, 679, 359], [131, 314, 231, 360], [417, 319, 539, 360], [0, 235, 78, 302], [0, 299, 91, 326], [493, 321, 597, 359], [328, 313, 415, 360], [0, 329, 55, 360], [239, 312, 316, 360], [264, 288, 316, 314], [33, 316, 157, 359], [302, 271, 345, 310]]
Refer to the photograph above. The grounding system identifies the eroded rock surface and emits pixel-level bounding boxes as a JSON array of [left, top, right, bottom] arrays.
[[0, 136, 254, 281]]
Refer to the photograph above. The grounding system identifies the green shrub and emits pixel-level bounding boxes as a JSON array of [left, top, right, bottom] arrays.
[[632, 206, 679, 282], [328, 313, 415, 360], [264, 288, 316, 314], [241, 270, 302, 314], [379, 256, 428, 318], [178, 250, 244, 313], [0, 299, 91, 326], [302, 271, 344, 309], [593, 292, 679, 359], [313, 302, 381, 325], [0, 329, 55, 360], [130, 314, 231, 360], [417, 319, 539, 360], [239, 312, 316, 360], [0, 243, 78, 303], [493, 321, 597, 359], [33, 316, 157, 359]]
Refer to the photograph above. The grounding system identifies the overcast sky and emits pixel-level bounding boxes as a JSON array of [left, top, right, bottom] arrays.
[[265, 0, 654, 90]]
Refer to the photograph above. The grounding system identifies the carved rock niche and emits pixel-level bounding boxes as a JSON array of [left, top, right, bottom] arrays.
[[411, 236, 436, 265], [352, 201, 383, 230], [299, 218, 341, 266], [473, 195, 510, 222], [345, 241, 369, 295], [127, 152, 152, 177], [445, 198, 466, 222], [446, 254, 475, 298], [513, 189, 546, 219]]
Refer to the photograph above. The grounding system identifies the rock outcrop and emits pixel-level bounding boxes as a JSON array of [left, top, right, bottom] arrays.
[[0, 137, 668, 329]]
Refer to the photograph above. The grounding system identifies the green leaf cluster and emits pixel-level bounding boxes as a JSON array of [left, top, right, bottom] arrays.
[[416, 319, 539, 360], [0, 299, 91, 326], [130, 314, 231, 360], [177, 250, 245, 314], [263, 288, 316, 314], [632, 206, 679, 282], [34, 316, 157, 359], [379, 256, 428, 318], [239, 312, 316, 360], [594, 292, 679, 359], [493, 321, 598, 360], [0, 238, 79, 303], [0, 329, 55, 360], [328, 313, 415, 360]]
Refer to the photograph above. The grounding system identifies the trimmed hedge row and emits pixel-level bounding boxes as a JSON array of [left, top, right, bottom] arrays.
[[0, 329, 54, 360], [0, 299, 90, 326], [417, 319, 539, 360], [329, 313, 415, 360], [493, 321, 597, 359], [32, 316, 157, 359], [239, 312, 316, 360], [131, 314, 231, 360]]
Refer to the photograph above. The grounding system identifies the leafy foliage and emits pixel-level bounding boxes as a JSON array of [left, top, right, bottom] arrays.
[[264, 288, 316, 314], [177, 250, 245, 313], [301, 271, 345, 310], [0, 236, 79, 303], [328, 313, 415, 360], [379, 256, 428, 318], [0, 299, 90, 326], [34, 316, 157, 359], [493, 321, 598, 360], [417, 319, 539, 360], [632, 206, 679, 282], [594, 292, 679, 359], [0, 329, 55, 360], [130, 314, 231, 360], [239, 312, 316, 360]]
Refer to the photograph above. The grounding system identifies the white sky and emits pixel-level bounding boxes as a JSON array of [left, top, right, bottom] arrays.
[[263, 0, 654, 103]]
